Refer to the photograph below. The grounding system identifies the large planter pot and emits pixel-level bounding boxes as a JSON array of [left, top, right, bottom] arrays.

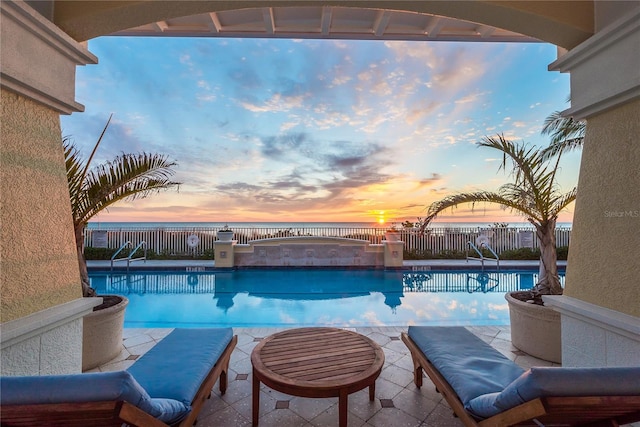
[[384, 231, 401, 242], [82, 295, 128, 371], [505, 292, 561, 363], [217, 230, 233, 242]]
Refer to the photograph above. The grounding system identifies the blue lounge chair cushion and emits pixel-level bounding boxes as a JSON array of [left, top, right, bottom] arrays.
[[0, 370, 189, 424], [407, 326, 524, 405], [127, 327, 233, 405], [466, 366, 640, 418]]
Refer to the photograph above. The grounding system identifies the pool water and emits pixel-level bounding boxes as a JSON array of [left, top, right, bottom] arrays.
[[89, 269, 564, 328]]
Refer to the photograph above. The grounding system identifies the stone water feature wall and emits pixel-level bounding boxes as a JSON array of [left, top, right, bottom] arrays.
[[214, 237, 403, 268]]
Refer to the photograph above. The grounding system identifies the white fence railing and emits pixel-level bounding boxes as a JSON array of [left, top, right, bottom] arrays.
[[402, 271, 565, 293], [84, 226, 571, 257]]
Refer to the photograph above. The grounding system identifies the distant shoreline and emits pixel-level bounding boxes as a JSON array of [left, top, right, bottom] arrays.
[[87, 221, 572, 229]]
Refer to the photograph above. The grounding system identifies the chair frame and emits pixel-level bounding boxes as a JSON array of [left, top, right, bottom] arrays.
[[1, 335, 238, 427], [401, 332, 640, 427]]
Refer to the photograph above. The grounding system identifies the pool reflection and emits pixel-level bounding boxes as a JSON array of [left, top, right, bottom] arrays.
[[89, 269, 560, 328]]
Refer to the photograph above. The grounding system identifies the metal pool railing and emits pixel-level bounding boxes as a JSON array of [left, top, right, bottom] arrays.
[[84, 225, 571, 257]]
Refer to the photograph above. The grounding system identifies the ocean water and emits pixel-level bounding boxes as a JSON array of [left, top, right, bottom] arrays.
[[87, 221, 572, 229]]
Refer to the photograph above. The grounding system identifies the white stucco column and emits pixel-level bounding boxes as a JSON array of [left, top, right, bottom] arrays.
[[545, 6, 640, 367], [1, 0, 100, 375]]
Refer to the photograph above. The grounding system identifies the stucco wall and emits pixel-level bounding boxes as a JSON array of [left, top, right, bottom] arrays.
[[564, 99, 640, 317], [1, 89, 81, 322]]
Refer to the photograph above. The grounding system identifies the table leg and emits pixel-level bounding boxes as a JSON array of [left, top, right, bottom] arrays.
[[369, 381, 376, 401], [339, 389, 348, 427], [252, 368, 260, 426]]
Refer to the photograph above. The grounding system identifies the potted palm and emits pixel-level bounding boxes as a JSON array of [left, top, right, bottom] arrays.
[[419, 134, 578, 363], [65, 115, 180, 370]]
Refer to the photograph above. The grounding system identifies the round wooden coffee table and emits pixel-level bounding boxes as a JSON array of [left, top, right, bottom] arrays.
[[251, 327, 385, 427]]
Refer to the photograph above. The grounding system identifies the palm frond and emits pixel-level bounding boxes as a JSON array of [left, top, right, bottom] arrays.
[[78, 114, 113, 187], [540, 137, 584, 161], [75, 152, 179, 225], [64, 137, 89, 221], [549, 187, 577, 217], [422, 132, 576, 232], [540, 111, 585, 160], [422, 191, 541, 229], [65, 116, 181, 227], [478, 135, 559, 217], [479, 135, 541, 188]]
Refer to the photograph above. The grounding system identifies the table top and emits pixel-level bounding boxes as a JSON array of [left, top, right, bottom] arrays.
[[251, 327, 385, 397]]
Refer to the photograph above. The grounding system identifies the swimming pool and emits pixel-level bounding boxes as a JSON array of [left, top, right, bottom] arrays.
[[89, 269, 564, 328]]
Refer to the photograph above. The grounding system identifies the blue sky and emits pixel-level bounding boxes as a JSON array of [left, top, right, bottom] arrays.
[[62, 36, 580, 224]]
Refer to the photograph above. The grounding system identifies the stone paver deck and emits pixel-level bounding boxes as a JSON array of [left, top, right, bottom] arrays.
[[93, 326, 556, 427]]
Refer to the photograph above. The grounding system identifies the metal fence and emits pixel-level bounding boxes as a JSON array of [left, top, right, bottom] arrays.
[[102, 273, 217, 295], [84, 225, 571, 257], [402, 271, 565, 294]]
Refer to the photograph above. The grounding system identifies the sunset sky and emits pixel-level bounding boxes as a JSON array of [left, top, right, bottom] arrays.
[[61, 36, 580, 225]]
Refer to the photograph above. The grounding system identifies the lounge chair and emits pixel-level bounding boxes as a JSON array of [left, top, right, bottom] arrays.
[[0, 328, 237, 427], [401, 326, 640, 426]]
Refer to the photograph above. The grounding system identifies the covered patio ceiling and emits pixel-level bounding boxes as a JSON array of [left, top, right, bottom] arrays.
[[111, 6, 539, 43]]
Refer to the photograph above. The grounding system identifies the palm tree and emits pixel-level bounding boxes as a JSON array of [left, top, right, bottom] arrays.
[[64, 115, 180, 296], [420, 135, 577, 296], [539, 108, 585, 160]]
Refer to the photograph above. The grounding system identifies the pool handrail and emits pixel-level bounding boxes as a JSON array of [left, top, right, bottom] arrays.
[[466, 241, 499, 270], [111, 241, 147, 273]]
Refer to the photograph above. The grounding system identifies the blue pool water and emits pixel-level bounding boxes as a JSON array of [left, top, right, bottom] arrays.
[[89, 269, 564, 328]]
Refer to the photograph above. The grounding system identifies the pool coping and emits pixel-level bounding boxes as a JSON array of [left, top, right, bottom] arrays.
[[87, 259, 567, 272]]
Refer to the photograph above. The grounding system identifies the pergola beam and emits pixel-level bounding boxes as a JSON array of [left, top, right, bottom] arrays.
[[207, 12, 222, 33], [477, 25, 495, 38], [152, 20, 168, 32], [262, 7, 275, 34], [320, 6, 332, 35], [373, 10, 391, 37], [424, 17, 444, 38]]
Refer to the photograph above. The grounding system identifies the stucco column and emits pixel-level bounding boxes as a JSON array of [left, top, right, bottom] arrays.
[[383, 241, 404, 268], [214, 241, 237, 268], [1, 0, 99, 375], [544, 6, 640, 367]]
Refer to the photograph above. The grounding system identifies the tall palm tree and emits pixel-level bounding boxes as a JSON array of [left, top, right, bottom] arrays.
[[65, 115, 180, 296], [420, 135, 577, 296]]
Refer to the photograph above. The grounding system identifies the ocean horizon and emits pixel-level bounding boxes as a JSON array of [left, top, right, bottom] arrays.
[[87, 221, 572, 229]]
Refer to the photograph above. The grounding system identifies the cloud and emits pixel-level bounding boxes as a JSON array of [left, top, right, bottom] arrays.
[[195, 80, 217, 102], [260, 132, 308, 160], [280, 121, 299, 131], [419, 173, 442, 185], [194, 132, 401, 216], [423, 133, 453, 149], [332, 75, 352, 86], [65, 37, 572, 223], [196, 93, 216, 102], [240, 93, 306, 113], [455, 91, 488, 105]]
